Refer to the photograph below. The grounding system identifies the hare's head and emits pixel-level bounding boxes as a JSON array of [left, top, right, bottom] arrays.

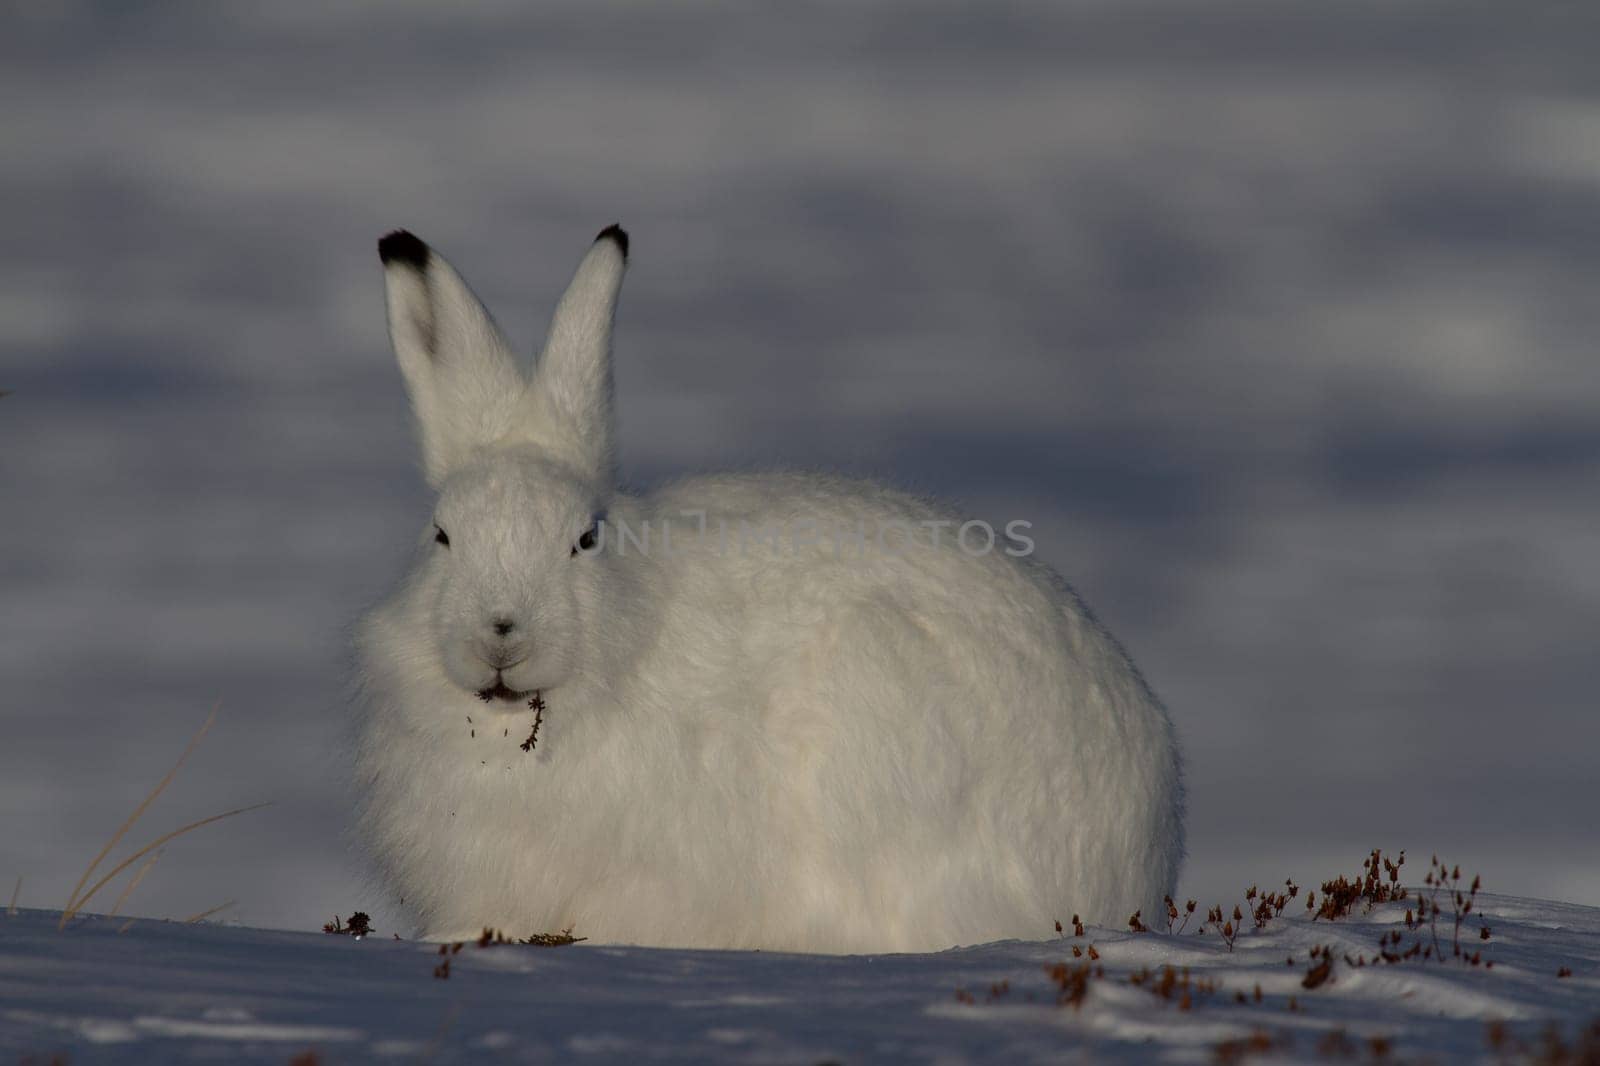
[[377, 226, 627, 706]]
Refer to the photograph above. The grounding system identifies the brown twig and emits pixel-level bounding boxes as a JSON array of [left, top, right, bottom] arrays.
[[521, 692, 546, 752]]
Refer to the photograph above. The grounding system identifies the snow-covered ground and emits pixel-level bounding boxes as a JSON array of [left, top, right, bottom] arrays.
[[4, 875, 1596, 1063]]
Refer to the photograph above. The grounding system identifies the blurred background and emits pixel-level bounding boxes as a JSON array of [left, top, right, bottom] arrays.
[[2, 2, 1597, 934]]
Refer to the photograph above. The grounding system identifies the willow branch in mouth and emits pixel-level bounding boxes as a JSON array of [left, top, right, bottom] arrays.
[[521, 692, 545, 752], [476, 680, 534, 703]]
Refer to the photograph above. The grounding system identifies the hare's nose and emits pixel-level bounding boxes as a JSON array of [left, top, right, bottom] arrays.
[[492, 617, 516, 637]]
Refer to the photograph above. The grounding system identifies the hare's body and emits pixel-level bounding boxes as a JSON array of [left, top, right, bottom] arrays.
[[353, 227, 1183, 952]]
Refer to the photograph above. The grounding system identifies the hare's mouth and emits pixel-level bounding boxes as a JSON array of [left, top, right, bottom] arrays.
[[476, 675, 535, 703]]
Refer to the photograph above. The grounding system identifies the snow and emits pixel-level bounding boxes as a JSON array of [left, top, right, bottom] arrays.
[[3, 888, 1596, 1063]]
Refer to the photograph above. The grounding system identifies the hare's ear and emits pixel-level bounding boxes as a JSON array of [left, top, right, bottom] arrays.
[[528, 225, 628, 482], [379, 231, 526, 486]]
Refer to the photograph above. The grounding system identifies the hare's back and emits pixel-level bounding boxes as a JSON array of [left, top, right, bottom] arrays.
[[638, 471, 1136, 710], [634, 472, 1180, 935]]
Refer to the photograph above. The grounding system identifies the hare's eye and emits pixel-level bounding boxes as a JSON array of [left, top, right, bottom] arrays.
[[434, 525, 450, 547], [573, 522, 599, 557]]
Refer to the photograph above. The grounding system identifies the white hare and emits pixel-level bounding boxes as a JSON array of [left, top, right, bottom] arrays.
[[352, 225, 1184, 953]]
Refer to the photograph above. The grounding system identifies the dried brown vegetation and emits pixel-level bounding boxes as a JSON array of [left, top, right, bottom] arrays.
[[1363, 855, 1493, 968], [1248, 881, 1297, 929], [1051, 913, 1085, 938], [1301, 945, 1334, 990], [1205, 903, 1244, 951], [1213, 1028, 1288, 1063], [1128, 964, 1219, 1010], [57, 709, 269, 929], [322, 912, 372, 937], [521, 693, 546, 752], [477, 925, 585, 948], [1166, 894, 1198, 934], [1313, 849, 1407, 922], [992, 849, 1572, 1043], [1045, 960, 1095, 1009], [1485, 1017, 1600, 1064], [1182, 849, 1499, 979], [430, 925, 586, 978]]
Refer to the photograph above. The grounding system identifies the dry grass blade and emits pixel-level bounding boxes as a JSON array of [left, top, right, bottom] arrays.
[[184, 900, 236, 924], [109, 851, 162, 919], [60, 801, 271, 925], [419, 1002, 461, 1063], [8, 876, 20, 917], [59, 707, 217, 929]]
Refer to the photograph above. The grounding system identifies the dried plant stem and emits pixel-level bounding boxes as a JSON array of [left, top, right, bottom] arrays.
[[60, 802, 271, 926], [59, 708, 217, 929], [108, 851, 163, 919], [8, 876, 20, 917], [184, 900, 236, 924], [419, 1003, 461, 1063]]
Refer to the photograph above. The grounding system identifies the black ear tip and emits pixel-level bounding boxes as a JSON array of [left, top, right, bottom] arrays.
[[378, 230, 430, 269], [595, 223, 629, 259]]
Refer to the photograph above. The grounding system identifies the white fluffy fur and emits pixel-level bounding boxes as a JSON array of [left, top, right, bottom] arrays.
[[353, 227, 1184, 953]]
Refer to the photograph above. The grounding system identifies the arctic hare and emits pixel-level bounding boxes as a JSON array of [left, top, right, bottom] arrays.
[[353, 225, 1183, 952]]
